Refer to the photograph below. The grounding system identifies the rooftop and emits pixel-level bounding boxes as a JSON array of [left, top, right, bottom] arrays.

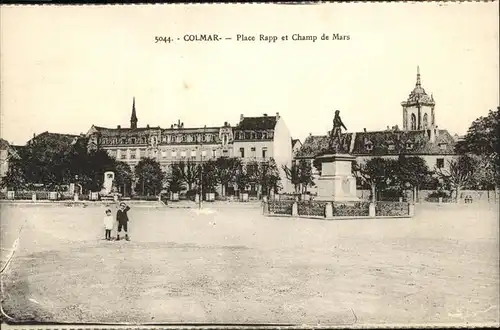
[[296, 128, 456, 158]]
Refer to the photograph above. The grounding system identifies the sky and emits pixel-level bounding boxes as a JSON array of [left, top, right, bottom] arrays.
[[1, 3, 498, 145]]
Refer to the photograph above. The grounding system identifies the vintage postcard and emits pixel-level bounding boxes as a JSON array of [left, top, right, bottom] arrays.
[[0, 2, 499, 329]]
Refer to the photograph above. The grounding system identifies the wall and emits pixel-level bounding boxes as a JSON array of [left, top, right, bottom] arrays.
[[355, 189, 499, 203], [0, 149, 8, 179]]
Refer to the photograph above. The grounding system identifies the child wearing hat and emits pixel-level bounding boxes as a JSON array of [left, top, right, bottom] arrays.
[[116, 202, 131, 241]]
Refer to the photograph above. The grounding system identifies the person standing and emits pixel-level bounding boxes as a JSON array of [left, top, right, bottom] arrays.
[[116, 202, 131, 241], [103, 209, 114, 241]]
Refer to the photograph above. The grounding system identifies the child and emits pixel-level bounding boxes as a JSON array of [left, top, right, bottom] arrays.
[[103, 209, 114, 240], [116, 202, 131, 241]]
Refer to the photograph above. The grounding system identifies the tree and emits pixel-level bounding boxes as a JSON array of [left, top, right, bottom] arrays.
[[173, 160, 199, 191], [215, 157, 241, 196], [435, 155, 477, 202], [200, 159, 219, 195], [297, 159, 315, 194], [456, 107, 499, 188], [283, 159, 315, 195], [134, 158, 165, 196], [352, 157, 397, 202], [113, 161, 133, 196], [283, 162, 301, 193], [394, 155, 431, 202], [258, 158, 282, 196], [235, 161, 250, 193], [166, 164, 185, 193]]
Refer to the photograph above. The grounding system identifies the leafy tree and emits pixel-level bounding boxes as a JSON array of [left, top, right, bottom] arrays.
[[435, 155, 477, 202], [394, 155, 431, 201], [283, 162, 301, 193], [166, 163, 185, 193], [352, 157, 398, 202], [134, 157, 165, 196], [235, 161, 250, 193], [215, 157, 241, 196], [283, 159, 315, 195], [173, 160, 199, 191], [258, 158, 282, 196], [297, 159, 315, 194], [113, 161, 133, 196], [455, 107, 499, 188], [0, 149, 29, 190], [200, 159, 219, 195]]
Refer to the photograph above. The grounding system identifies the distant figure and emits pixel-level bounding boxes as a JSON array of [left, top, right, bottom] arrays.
[[103, 209, 114, 241], [116, 202, 131, 241], [328, 110, 348, 151]]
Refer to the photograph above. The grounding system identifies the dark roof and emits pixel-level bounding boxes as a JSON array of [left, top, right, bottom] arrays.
[[296, 129, 457, 158], [292, 138, 301, 148], [235, 116, 277, 130], [93, 125, 220, 136]]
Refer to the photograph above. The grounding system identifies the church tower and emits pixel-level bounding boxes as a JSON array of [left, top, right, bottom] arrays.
[[401, 67, 436, 131], [130, 97, 138, 129]]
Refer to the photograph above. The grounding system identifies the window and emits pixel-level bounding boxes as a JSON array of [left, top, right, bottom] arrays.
[[240, 147, 245, 158], [406, 143, 414, 150], [436, 158, 444, 169], [161, 150, 167, 158], [202, 150, 207, 157], [439, 143, 447, 150], [130, 153, 136, 159], [365, 141, 373, 151], [262, 132, 268, 139], [251, 147, 256, 158], [121, 138, 126, 144], [212, 149, 217, 158], [171, 150, 177, 158], [423, 113, 428, 129], [131, 138, 136, 144], [223, 149, 229, 157], [190, 150, 196, 159], [140, 149, 146, 158], [410, 114, 417, 130], [180, 151, 186, 158], [387, 143, 395, 150], [262, 147, 267, 158], [120, 149, 127, 159]]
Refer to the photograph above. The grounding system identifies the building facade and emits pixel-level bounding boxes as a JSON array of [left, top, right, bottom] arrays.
[[86, 101, 295, 194], [295, 67, 458, 193]]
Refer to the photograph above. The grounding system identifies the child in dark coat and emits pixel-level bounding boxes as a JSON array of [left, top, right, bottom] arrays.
[[116, 202, 131, 241]]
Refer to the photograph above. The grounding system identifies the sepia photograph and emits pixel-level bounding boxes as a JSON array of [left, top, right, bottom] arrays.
[[1, 2, 499, 328]]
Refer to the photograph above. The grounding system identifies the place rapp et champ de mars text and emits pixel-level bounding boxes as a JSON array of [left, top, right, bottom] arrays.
[[154, 33, 351, 44]]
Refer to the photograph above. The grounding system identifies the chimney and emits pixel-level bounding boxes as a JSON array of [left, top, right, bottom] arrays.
[[240, 114, 244, 122], [117, 125, 121, 129], [263, 113, 267, 117], [363, 128, 367, 132], [146, 124, 150, 128], [429, 127, 437, 143], [171, 124, 174, 128], [276, 112, 280, 120], [386, 126, 390, 131]]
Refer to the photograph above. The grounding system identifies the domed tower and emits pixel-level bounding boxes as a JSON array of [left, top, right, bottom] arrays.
[[401, 67, 436, 131]]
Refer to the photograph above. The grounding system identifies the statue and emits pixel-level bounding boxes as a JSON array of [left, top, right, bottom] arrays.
[[327, 110, 348, 153]]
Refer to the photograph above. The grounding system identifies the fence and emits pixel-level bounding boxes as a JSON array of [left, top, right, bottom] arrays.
[[355, 189, 498, 203], [265, 200, 412, 219]]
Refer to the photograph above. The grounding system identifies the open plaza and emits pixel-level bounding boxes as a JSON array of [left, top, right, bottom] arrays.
[[1, 201, 498, 326]]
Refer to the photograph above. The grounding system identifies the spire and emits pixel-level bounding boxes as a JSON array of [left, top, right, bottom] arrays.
[[416, 66, 421, 88], [130, 97, 138, 129]]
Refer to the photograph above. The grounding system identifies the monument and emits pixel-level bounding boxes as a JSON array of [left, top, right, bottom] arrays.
[[314, 110, 358, 202], [102, 171, 115, 195]]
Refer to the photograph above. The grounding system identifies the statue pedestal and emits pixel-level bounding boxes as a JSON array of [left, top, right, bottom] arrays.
[[314, 153, 358, 202]]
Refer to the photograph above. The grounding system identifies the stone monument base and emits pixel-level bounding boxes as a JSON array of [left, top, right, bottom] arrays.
[[314, 153, 358, 202]]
